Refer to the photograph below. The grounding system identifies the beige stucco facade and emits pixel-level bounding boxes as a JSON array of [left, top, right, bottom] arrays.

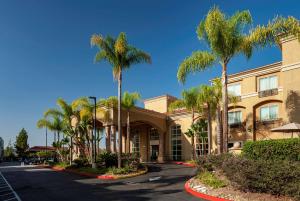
[[91, 36, 300, 162]]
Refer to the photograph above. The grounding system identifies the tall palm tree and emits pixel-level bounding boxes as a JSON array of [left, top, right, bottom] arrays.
[[122, 92, 141, 153], [91, 32, 151, 168], [168, 87, 200, 160], [177, 7, 300, 152]]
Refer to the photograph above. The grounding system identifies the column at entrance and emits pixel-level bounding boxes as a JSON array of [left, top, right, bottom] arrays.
[[158, 132, 165, 162], [111, 125, 117, 153], [105, 125, 111, 152]]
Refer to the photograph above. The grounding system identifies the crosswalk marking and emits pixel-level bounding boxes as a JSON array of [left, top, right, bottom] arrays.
[[0, 171, 21, 201]]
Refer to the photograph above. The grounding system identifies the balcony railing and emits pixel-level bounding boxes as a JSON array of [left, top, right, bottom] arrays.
[[258, 88, 278, 98], [229, 95, 241, 103], [254, 118, 283, 130]]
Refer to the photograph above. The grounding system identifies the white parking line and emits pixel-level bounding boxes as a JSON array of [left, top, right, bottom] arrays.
[[0, 171, 22, 201]]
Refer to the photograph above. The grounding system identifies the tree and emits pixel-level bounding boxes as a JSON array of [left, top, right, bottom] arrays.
[[37, 116, 65, 162], [15, 128, 29, 158], [122, 92, 141, 153], [4, 140, 15, 160], [169, 87, 200, 160], [98, 96, 118, 152], [177, 7, 300, 152], [198, 85, 215, 155], [91, 32, 151, 168]]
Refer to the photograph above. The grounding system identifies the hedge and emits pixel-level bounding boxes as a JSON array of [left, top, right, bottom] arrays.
[[222, 156, 300, 199], [197, 154, 300, 199], [242, 138, 300, 161]]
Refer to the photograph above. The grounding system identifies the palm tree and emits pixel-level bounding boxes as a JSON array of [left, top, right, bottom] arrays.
[[45, 98, 78, 162], [98, 96, 118, 152], [198, 85, 214, 155], [169, 87, 200, 160], [37, 116, 65, 161], [177, 7, 300, 152], [122, 92, 141, 153], [91, 32, 151, 168]]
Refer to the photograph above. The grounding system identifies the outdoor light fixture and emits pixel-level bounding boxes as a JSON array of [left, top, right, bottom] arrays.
[[89, 96, 97, 169]]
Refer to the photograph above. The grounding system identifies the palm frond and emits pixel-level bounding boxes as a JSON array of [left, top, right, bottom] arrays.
[[168, 100, 185, 112], [122, 91, 141, 109], [177, 51, 216, 83]]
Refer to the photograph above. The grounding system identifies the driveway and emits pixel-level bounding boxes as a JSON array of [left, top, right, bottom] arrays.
[[0, 162, 203, 201]]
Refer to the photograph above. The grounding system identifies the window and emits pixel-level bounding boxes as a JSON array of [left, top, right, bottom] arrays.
[[171, 125, 182, 161], [228, 83, 241, 96], [259, 76, 278, 91], [149, 128, 159, 140], [196, 137, 208, 156], [260, 105, 278, 121], [131, 129, 140, 154], [228, 111, 242, 125]]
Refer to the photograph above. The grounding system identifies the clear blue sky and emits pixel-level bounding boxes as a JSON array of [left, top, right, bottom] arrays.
[[0, 0, 299, 147]]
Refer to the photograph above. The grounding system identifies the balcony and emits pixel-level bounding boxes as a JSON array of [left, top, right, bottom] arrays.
[[255, 118, 283, 130], [258, 88, 278, 98]]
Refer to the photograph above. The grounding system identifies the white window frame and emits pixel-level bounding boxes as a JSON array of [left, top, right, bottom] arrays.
[[171, 125, 182, 161], [259, 75, 278, 91], [228, 83, 241, 96], [260, 105, 279, 121], [131, 129, 140, 154], [228, 111, 242, 125]]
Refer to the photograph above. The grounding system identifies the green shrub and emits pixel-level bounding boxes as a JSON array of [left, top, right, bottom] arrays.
[[97, 151, 118, 168], [222, 156, 300, 199], [197, 153, 233, 172], [73, 157, 89, 168], [108, 166, 132, 175], [197, 171, 226, 189], [242, 138, 300, 161]]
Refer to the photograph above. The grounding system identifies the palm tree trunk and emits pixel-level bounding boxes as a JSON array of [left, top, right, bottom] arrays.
[[126, 111, 130, 153], [207, 103, 212, 155], [54, 132, 56, 144], [216, 106, 223, 154], [191, 109, 195, 160], [222, 62, 229, 153], [117, 70, 122, 168]]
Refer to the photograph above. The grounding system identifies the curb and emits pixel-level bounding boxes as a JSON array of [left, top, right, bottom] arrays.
[[185, 179, 232, 201], [173, 161, 197, 168], [50, 166, 148, 180]]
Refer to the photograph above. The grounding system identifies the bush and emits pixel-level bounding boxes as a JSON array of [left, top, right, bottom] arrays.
[[108, 166, 133, 175], [73, 157, 89, 168], [242, 138, 300, 161], [121, 153, 140, 171], [97, 151, 118, 168], [197, 153, 233, 172], [222, 156, 300, 199], [197, 171, 226, 189]]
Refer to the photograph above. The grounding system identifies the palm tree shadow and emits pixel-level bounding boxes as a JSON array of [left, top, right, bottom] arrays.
[[285, 90, 300, 123]]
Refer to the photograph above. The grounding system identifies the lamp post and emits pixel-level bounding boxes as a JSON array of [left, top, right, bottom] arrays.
[[89, 96, 97, 168]]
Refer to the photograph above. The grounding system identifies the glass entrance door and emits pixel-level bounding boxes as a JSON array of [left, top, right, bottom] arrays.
[[150, 145, 159, 161]]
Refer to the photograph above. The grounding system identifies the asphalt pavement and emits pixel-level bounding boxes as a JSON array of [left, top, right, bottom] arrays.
[[0, 162, 203, 201]]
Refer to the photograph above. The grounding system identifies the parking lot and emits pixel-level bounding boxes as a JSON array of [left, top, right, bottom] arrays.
[[0, 171, 21, 201]]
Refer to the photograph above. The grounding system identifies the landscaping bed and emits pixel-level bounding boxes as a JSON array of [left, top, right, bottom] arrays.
[[188, 172, 294, 201], [188, 139, 300, 201], [49, 152, 148, 180]]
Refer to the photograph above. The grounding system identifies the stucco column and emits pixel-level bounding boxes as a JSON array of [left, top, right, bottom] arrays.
[[105, 125, 111, 152], [158, 132, 165, 162], [111, 125, 117, 153]]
